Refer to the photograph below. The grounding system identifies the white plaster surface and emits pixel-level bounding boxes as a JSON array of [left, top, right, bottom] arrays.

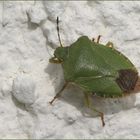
[[0, 1, 140, 139]]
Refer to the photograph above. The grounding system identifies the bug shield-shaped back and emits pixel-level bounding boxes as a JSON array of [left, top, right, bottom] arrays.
[[116, 69, 138, 93]]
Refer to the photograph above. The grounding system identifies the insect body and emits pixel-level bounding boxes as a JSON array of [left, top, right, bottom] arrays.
[[49, 17, 138, 126]]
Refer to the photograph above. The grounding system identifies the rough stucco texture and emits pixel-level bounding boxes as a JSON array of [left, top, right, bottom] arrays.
[[0, 1, 140, 139]]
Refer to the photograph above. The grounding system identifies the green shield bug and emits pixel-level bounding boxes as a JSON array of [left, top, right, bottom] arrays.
[[49, 17, 139, 126]]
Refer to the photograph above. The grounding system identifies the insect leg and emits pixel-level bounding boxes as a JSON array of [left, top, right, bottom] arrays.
[[106, 41, 114, 48], [84, 92, 105, 127], [97, 35, 102, 43], [49, 82, 68, 104], [92, 38, 95, 42], [84, 92, 90, 107]]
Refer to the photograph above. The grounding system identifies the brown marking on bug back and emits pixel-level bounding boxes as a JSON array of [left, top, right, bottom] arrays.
[[116, 69, 138, 93], [133, 76, 140, 93]]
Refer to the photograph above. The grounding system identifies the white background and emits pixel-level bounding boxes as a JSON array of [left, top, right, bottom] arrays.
[[0, 1, 140, 138]]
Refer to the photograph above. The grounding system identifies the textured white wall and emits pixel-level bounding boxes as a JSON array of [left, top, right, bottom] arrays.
[[0, 1, 140, 139]]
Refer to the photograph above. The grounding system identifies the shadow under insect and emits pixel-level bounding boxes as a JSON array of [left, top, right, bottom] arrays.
[[46, 62, 137, 126]]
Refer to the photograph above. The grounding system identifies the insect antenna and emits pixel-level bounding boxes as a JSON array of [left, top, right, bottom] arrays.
[[56, 17, 63, 47]]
